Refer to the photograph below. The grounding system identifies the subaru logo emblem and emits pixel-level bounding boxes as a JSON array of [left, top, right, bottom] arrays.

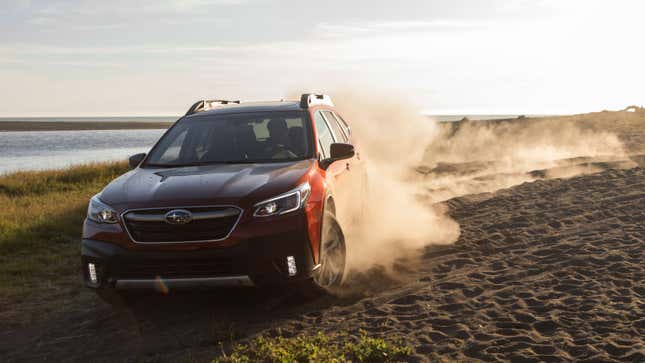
[[164, 209, 192, 225]]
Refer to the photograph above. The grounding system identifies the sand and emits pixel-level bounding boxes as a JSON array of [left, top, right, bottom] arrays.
[[1, 112, 643, 362], [284, 166, 644, 362]]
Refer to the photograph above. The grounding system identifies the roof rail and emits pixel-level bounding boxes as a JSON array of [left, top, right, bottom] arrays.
[[185, 99, 241, 116], [300, 93, 333, 109]]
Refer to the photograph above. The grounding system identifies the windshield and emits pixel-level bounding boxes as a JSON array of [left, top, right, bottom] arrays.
[[145, 111, 313, 166]]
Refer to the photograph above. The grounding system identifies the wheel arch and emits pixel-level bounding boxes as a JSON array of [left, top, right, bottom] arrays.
[[325, 194, 336, 216]]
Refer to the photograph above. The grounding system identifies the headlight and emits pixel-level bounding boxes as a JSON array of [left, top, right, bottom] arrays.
[[254, 182, 311, 217], [87, 195, 119, 224]]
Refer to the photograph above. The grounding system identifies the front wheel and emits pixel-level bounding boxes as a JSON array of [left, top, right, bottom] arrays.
[[299, 212, 346, 297]]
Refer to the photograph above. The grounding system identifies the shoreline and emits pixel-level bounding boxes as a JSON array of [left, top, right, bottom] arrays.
[[0, 121, 173, 132], [2, 109, 641, 132]]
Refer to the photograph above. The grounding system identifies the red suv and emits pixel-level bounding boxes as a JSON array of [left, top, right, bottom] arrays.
[[82, 94, 365, 299]]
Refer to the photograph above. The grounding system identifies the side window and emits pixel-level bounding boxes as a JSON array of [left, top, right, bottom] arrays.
[[314, 111, 334, 158], [322, 111, 347, 142], [333, 112, 351, 139]]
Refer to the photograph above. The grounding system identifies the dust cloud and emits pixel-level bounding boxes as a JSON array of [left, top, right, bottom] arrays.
[[420, 117, 629, 201], [327, 92, 628, 276], [331, 93, 460, 274]]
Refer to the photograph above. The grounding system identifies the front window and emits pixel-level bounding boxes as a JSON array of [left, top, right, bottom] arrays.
[[146, 111, 313, 166]]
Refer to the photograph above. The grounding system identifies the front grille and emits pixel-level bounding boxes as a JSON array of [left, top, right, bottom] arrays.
[[117, 257, 234, 279], [123, 206, 241, 243]]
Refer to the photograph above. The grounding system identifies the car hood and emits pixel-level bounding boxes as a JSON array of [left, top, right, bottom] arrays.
[[99, 160, 314, 210]]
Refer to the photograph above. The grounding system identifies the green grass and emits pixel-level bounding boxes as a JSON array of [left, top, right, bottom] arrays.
[[0, 161, 129, 197], [0, 162, 130, 311], [214, 331, 412, 363]]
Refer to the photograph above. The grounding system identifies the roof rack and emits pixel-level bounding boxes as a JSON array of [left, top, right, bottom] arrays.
[[185, 99, 241, 116], [300, 93, 333, 108]]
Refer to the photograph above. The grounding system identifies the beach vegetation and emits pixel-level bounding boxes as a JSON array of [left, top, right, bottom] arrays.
[[0, 161, 129, 305], [214, 330, 412, 363]]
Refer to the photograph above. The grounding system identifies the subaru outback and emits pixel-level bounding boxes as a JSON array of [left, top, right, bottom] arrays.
[[82, 93, 365, 300]]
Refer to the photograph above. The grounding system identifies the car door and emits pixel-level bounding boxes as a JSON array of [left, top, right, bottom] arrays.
[[313, 109, 348, 179], [321, 110, 359, 171], [314, 110, 364, 223], [324, 111, 367, 218]]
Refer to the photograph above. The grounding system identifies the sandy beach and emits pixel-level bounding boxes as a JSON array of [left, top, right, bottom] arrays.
[[285, 165, 645, 361], [3, 162, 642, 362], [1, 110, 643, 362], [2, 1, 644, 360]]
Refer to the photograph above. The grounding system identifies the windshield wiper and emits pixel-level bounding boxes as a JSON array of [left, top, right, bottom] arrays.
[[146, 161, 256, 167], [145, 161, 227, 167], [223, 160, 263, 164], [145, 158, 304, 168]]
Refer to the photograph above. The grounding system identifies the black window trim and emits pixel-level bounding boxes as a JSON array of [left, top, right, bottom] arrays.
[[318, 139, 327, 159]]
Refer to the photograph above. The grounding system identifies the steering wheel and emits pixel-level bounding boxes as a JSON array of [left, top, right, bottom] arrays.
[[268, 143, 297, 159]]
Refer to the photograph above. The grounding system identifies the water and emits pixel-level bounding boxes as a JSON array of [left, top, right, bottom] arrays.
[[0, 129, 166, 175], [0, 116, 178, 123]]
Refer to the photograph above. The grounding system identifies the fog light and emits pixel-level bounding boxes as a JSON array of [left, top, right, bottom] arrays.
[[88, 263, 98, 283], [286, 256, 297, 276]]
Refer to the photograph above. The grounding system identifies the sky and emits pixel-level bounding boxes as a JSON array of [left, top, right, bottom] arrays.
[[1, 0, 644, 116]]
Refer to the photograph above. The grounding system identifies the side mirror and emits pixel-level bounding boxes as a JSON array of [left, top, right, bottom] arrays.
[[128, 153, 146, 168], [320, 143, 355, 169]]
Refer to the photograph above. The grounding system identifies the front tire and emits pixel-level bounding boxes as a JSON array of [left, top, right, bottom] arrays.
[[299, 212, 346, 297]]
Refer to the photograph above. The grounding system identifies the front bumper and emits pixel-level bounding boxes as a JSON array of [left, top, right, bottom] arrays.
[[82, 215, 316, 290], [114, 276, 255, 289]]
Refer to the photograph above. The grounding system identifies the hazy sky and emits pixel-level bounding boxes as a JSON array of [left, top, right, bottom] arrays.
[[1, 0, 643, 116]]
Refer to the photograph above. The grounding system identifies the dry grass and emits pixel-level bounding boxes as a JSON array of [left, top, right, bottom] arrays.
[[0, 162, 130, 314]]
